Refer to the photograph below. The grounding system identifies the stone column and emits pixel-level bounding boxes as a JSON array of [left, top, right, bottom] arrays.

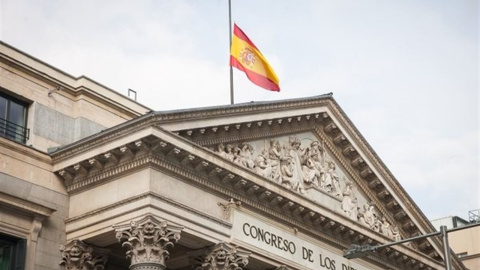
[[114, 215, 183, 270], [59, 239, 108, 270], [195, 242, 250, 270]]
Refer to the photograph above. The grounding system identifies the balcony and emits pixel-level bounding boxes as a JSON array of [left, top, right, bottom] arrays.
[[0, 117, 29, 144]]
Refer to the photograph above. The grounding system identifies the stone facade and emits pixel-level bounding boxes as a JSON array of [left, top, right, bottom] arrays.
[[0, 41, 468, 270], [0, 41, 149, 270]]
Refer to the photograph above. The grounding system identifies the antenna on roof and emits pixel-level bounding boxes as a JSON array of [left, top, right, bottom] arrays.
[[128, 88, 137, 101]]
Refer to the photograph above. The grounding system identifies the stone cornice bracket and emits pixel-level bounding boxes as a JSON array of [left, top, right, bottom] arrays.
[[217, 198, 241, 220], [195, 242, 250, 270], [30, 218, 43, 242], [59, 239, 108, 270], [113, 215, 184, 270]]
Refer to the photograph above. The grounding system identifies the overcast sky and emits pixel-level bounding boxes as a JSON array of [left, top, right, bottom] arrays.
[[1, 0, 478, 221]]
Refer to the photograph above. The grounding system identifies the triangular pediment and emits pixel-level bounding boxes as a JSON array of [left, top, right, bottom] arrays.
[[159, 96, 447, 265], [51, 95, 459, 270]]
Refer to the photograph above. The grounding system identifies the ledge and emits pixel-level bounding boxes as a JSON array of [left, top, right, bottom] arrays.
[[0, 191, 56, 219]]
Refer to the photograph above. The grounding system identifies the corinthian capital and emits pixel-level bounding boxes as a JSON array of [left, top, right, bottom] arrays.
[[114, 215, 183, 270], [196, 242, 250, 270], [59, 239, 107, 270]]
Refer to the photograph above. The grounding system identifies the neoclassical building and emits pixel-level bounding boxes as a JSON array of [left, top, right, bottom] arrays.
[[0, 41, 467, 270]]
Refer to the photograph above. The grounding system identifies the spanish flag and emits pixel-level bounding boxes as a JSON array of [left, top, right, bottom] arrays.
[[230, 24, 280, 91]]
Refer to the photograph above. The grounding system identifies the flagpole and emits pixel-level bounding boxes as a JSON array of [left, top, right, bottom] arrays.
[[228, 0, 234, 105]]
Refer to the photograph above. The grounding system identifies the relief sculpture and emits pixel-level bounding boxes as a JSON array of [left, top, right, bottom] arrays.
[[213, 133, 400, 240], [341, 181, 358, 221], [357, 203, 397, 239], [214, 135, 337, 196]]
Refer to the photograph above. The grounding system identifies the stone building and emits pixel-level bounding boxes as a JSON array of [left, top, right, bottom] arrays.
[[0, 41, 467, 270]]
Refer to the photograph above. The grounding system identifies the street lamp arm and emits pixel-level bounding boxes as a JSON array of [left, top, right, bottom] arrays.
[[376, 230, 441, 250], [344, 230, 441, 259]]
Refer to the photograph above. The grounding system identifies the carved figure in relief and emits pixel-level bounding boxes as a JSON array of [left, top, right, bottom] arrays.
[[341, 182, 358, 221], [216, 143, 229, 160], [280, 158, 304, 193], [254, 149, 272, 178], [380, 217, 394, 238], [289, 136, 309, 162], [310, 154, 325, 189], [323, 161, 333, 191], [240, 143, 255, 170], [268, 139, 283, 182], [323, 161, 341, 197], [372, 218, 382, 233], [363, 204, 376, 228], [358, 211, 368, 227], [225, 144, 235, 162], [302, 156, 319, 188], [285, 136, 306, 193], [392, 226, 401, 241], [232, 145, 242, 165], [310, 140, 326, 167], [281, 158, 295, 190], [351, 197, 359, 221]]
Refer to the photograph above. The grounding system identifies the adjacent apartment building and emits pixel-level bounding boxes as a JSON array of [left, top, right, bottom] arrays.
[[431, 211, 480, 270], [0, 41, 468, 270]]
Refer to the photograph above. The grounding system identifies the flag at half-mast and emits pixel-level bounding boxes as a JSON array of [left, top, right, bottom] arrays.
[[230, 24, 280, 91]]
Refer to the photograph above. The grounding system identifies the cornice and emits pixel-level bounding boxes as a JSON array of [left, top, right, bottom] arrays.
[[152, 94, 333, 123], [0, 191, 56, 219], [183, 115, 325, 147], [50, 95, 334, 162], [324, 99, 457, 267], [0, 42, 150, 118], [50, 114, 157, 163], [329, 100, 433, 228]]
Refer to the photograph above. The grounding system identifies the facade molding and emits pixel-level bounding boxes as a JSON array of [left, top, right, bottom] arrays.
[[0, 137, 52, 165], [0, 41, 150, 118], [0, 191, 56, 219]]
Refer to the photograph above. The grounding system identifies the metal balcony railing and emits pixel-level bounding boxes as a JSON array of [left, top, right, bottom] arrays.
[[0, 117, 29, 144]]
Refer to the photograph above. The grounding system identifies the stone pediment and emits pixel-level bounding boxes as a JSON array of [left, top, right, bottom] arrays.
[[163, 96, 445, 265], [51, 95, 455, 270]]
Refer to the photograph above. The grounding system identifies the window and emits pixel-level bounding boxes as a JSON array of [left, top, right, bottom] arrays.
[[0, 91, 29, 144], [0, 233, 26, 270]]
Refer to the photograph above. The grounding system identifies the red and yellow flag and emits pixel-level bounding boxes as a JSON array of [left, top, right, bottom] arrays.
[[230, 24, 280, 91]]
